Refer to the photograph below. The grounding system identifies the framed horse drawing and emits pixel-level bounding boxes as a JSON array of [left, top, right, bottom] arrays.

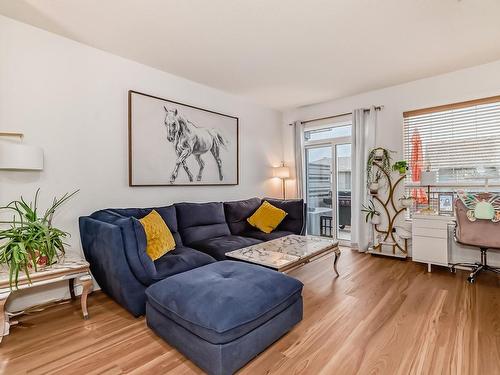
[[128, 90, 239, 186]]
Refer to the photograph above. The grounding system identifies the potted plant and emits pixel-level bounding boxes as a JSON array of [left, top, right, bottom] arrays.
[[393, 161, 408, 175], [361, 200, 381, 225], [369, 170, 383, 194], [0, 189, 78, 288], [366, 147, 393, 187], [392, 160, 408, 175], [399, 195, 414, 208], [373, 148, 384, 160]]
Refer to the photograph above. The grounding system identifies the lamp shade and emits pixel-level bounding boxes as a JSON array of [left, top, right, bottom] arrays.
[[273, 165, 290, 179], [420, 170, 437, 185], [0, 140, 43, 170]]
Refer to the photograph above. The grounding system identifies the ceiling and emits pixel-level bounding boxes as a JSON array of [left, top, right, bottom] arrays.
[[2, 0, 500, 110]]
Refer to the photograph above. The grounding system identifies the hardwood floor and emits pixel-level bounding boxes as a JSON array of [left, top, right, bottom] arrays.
[[1, 248, 499, 374]]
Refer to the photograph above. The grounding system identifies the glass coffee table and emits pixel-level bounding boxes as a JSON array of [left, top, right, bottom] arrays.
[[226, 235, 340, 274]]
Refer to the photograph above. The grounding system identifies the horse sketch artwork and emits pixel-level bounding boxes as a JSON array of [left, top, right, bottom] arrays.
[[129, 91, 239, 186], [163, 107, 227, 183]]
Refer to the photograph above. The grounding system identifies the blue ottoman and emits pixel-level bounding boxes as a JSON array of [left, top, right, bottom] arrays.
[[145, 260, 303, 375]]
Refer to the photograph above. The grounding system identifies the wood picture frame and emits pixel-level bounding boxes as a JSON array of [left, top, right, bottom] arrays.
[[128, 90, 239, 186]]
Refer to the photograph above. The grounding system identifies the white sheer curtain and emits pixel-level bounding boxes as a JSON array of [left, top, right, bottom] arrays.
[[293, 121, 305, 199], [351, 107, 377, 251]]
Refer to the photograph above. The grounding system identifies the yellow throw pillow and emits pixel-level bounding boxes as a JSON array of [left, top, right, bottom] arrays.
[[247, 201, 287, 233], [139, 210, 176, 261]]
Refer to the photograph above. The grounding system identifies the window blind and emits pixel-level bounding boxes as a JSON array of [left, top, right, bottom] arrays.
[[403, 96, 500, 185]]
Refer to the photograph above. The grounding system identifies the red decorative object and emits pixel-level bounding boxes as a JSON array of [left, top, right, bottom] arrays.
[[410, 130, 428, 204]]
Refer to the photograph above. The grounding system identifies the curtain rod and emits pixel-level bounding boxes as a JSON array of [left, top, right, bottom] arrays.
[[288, 105, 384, 126]]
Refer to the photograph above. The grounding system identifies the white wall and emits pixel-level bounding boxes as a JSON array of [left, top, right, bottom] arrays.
[[0, 15, 284, 310], [283, 59, 500, 266]]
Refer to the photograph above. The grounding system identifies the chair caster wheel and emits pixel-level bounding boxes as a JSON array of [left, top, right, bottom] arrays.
[[467, 276, 475, 284], [449, 266, 456, 273]]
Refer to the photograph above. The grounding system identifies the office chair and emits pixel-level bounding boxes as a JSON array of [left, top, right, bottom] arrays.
[[450, 195, 500, 283]]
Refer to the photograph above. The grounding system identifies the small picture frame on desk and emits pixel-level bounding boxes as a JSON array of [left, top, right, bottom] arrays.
[[438, 193, 454, 214]]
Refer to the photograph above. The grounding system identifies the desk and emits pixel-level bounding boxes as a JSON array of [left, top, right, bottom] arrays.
[[412, 213, 500, 272], [412, 214, 454, 272], [0, 258, 92, 343]]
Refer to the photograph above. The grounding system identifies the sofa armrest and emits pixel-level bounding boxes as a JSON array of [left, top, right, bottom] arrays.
[[79, 217, 147, 316]]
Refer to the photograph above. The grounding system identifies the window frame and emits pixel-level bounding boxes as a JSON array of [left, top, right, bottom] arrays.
[[304, 119, 352, 148], [303, 117, 352, 245]]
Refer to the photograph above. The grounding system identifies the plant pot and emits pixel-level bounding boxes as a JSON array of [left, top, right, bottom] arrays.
[[396, 226, 412, 239], [400, 198, 413, 208], [371, 215, 381, 225], [374, 149, 384, 161], [369, 182, 379, 194], [27, 251, 56, 270], [401, 221, 412, 232], [37, 254, 49, 267]]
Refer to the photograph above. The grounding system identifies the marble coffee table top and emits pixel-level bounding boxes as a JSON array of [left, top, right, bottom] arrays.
[[226, 235, 338, 271]]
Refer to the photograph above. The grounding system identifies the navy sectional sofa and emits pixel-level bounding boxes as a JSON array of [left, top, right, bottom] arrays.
[[79, 197, 305, 317]]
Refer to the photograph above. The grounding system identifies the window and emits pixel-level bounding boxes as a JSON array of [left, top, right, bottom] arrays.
[[404, 96, 500, 185], [304, 125, 351, 142]]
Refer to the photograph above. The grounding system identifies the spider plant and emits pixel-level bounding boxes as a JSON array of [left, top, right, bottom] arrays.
[[0, 189, 78, 289], [366, 147, 393, 187], [361, 200, 380, 223]]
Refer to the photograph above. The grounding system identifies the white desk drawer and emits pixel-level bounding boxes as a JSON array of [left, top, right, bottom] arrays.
[[413, 218, 451, 229], [413, 227, 448, 239], [412, 236, 448, 265]]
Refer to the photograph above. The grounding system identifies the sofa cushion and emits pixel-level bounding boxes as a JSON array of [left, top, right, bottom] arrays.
[[175, 202, 231, 244], [121, 217, 156, 285], [88, 211, 158, 285], [153, 246, 215, 281], [88, 210, 213, 286], [145, 260, 303, 344], [79, 216, 149, 316], [139, 210, 176, 261], [241, 230, 294, 242], [223, 197, 261, 235], [127, 220, 216, 284], [263, 198, 305, 234], [247, 201, 288, 233], [100, 205, 183, 246], [189, 235, 262, 260]]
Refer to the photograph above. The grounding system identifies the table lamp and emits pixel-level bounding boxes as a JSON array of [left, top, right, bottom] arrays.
[[273, 162, 290, 199], [420, 169, 437, 214], [0, 133, 43, 170]]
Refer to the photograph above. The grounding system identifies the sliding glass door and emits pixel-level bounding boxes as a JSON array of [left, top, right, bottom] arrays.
[[304, 123, 351, 243], [305, 146, 333, 236], [335, 144, 351, 241]]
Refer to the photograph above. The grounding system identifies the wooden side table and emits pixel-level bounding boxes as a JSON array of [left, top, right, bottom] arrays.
[[0, 258, 93, 343]]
